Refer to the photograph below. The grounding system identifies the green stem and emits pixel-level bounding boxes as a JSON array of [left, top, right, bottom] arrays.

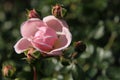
[[104, 31, 117, 50]]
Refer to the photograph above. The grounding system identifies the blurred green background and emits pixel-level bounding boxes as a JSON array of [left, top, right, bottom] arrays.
[[0, 0, 120, 80]]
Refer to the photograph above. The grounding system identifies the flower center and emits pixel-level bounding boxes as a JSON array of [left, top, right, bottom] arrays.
[[32, 27, 58, 52]]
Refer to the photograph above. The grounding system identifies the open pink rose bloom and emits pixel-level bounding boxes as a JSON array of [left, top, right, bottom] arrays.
[[14, 15, 72, 56]]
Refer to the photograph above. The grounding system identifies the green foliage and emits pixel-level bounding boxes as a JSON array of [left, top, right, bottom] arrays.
[[0, 0, 120, 80], [71, 63, 85, 80]]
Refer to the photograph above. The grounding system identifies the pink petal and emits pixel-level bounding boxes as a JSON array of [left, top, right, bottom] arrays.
[[54, 35, 67, 49], [43, 15, 72, 55], [31, 41, 52, 52], [21, 18, 46, 38], [14, 38, 32, 54], [43, 15, 68, 33], [47, 27, 72, 55], [45, 51, 62, 56], [31, 27, 58, 52]]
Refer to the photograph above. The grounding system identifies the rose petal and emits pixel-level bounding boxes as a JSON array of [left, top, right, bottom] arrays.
[[14, 38, 32, 54], [46, 51, 62, 56], [43, 15, 72, 55], [54, 35, 67, 49], [47, 27, 72, 55], [43, 15, 68, 33], [21, 18, 46, 38], [31, 27, 58, 52], [31, 41, 52, 52]]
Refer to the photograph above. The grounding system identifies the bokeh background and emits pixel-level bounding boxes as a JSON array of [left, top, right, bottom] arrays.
[[0, 0, 120, 80]]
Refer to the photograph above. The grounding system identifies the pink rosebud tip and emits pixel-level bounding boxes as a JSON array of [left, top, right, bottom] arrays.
[[52, 4, 67, 18], [2, 65, 16, 77], [27, 9, 40, 19]]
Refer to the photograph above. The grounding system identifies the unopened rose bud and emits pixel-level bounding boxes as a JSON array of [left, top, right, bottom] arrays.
[[74, 41, 86, 53], [27, 9, 40, 19], [52, 4, 67, 18], [70, 41, 86, 59], [2, 65, 16, 78]]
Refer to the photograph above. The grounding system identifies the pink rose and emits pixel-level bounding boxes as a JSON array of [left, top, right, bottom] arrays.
[[14, 15, 72, 56]]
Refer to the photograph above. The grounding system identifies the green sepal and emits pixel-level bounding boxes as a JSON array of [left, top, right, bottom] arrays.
[[35, 9, 41, 18], [24, 50, 29, 56], [61, 8, 67, 18], [32, 50, 41, 59]]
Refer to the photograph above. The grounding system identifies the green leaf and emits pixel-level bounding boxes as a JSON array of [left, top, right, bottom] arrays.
[[36, 58, 56, 77], [72, 64, 85, 80], [106, 67, 120, 80]]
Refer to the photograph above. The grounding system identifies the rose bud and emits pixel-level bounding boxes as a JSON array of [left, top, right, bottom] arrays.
[[2, 65, 16, 78], [27, 9, 40, 19], [52, 4, 67, 18], [74, 41, 86, 53], [70, 41, 86, 59]]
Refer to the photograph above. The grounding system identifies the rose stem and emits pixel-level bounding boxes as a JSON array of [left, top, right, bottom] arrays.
[[33, 66, 37, 80]]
